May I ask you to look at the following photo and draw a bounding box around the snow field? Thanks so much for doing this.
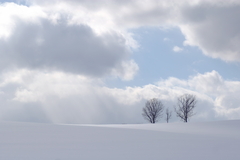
[0,120,239,160]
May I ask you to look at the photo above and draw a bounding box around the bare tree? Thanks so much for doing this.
[165,108,172,123]
[142,98,164,123]
[175,94,197,123]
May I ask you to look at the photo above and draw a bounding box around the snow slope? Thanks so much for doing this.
[0,120,239,160]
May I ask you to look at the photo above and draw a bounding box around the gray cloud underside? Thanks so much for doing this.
[0,18,131,77]
[180,2,240,61]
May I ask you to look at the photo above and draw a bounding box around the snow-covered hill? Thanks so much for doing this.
[0,120,239,160]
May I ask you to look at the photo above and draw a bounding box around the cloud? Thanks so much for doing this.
[179,1,240,62]
[158,70,240,119]
[0,69,239,124]
[0,69,144,124]
[173,46,183,52]
[111,60,139,81]
[0,2,138,80]
[0,1,240,124]
[2,0,240,75]
[163,37,170,41]
[26,0,240,62]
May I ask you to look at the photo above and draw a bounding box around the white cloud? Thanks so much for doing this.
[111,60,139,81]
[173,46,183,52]
[0,2,46,39]
[158,70,240,119]
[163,37,170,41]
[0,69,239,124]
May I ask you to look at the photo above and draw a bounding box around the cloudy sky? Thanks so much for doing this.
[0,0,240,124]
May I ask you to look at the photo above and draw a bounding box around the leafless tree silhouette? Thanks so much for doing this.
[142,98,164,123]
[165,108,172,123]
[175,94,197,123]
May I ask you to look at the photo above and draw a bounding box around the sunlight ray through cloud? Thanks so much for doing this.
[0,0,239,124]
